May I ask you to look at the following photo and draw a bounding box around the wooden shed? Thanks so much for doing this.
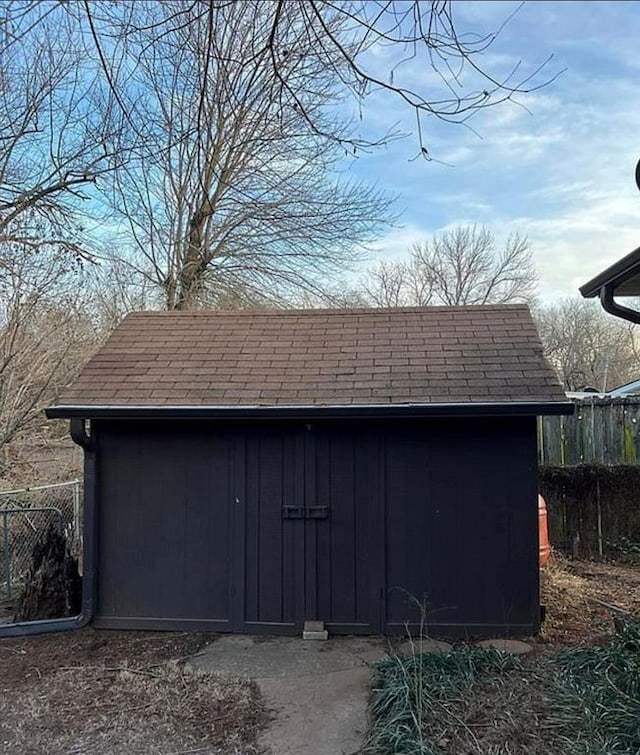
[47,305,570,637]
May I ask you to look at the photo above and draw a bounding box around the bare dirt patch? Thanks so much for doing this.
[0,629,267,755]
[538,553,640,647]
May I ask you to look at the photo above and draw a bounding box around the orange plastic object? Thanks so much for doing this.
[538,494,550,567]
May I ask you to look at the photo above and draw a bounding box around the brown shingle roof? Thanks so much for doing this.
[52,305,567,411]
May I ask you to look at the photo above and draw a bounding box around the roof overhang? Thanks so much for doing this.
[46,401,574,421]
[580,245,640,298]
[581,246,640,324]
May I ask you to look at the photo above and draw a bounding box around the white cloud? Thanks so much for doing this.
[365,223,432,262]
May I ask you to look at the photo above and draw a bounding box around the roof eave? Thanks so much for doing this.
[580,245,640,298]
[46,401,574,420]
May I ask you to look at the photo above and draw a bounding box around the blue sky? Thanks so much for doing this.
[345,0,640,302]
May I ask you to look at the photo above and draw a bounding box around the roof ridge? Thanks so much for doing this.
[127,304,530,318]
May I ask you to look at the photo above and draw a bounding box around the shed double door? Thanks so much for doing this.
[241,423,381,633]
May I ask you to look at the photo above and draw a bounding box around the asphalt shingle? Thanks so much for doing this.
[55,305,566,408]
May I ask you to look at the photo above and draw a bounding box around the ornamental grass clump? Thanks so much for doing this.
[365,647,523,755]
[551,622,640,754]
[366,624,640,755]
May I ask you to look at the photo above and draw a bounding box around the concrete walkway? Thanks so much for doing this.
[187,635,388,755]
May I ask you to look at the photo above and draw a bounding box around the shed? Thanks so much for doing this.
[47,305,570,637]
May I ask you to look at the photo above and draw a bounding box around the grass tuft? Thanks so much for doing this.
[551,623,640,754]
[365,647,523,755]
[367,624,640,755]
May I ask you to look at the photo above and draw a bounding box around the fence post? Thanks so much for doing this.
[2,510,10,600]
[596,476,603,559]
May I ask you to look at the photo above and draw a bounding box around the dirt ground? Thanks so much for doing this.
[0,630,266,755]
[1,557,638,755]
[538,554,640,648]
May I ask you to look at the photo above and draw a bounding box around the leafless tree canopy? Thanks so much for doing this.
[0,246,97,464]
[0,4,123,260]
[361,226,537,307]
[76,0,560,157]
[534,299,639,392]
[0,1,560,310]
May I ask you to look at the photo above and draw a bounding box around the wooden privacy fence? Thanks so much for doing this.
[538,397,640,465]
[539,465,640,560]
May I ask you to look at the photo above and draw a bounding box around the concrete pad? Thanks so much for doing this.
[476,638,532,655]
[188,635,388,755]
[396,638,452,656]
[259,665,371,755]
[188,635,387,677]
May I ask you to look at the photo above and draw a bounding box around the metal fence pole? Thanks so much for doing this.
[72,481,80,544]
[2,510,10,600]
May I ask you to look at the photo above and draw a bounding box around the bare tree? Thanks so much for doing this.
[97,1,392,309]
[0,1,559,311]
[361,226,536,307]
[295,280,372,309]
[0,244,97,467]
[535,298,638,392]
[361,260,413,308]
[411,226,536,305]
[0,4,123,261]
[88,258,157,335]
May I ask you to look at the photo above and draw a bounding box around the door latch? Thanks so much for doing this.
[282,506,329,520]
[307,506,329,520]
[282,506,305,519]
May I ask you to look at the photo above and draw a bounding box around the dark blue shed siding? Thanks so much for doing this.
[93,417,540,637]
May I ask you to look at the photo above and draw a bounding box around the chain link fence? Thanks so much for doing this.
[0,480,82,603]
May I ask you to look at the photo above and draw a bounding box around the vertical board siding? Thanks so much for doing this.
[255,433,284,623]
[354,433,378,625]
[97,423,234,626]
[384,430,429,627]
[313,426,375,629]
[383,418,538,633]
[244,428,300,626]
[303,425,318,622]
[325,431,356,622]
[183,432,232,619]
[243,434,260,623]
[95,417,540,636]
[313,429,333,623]
[539,398,640,465]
